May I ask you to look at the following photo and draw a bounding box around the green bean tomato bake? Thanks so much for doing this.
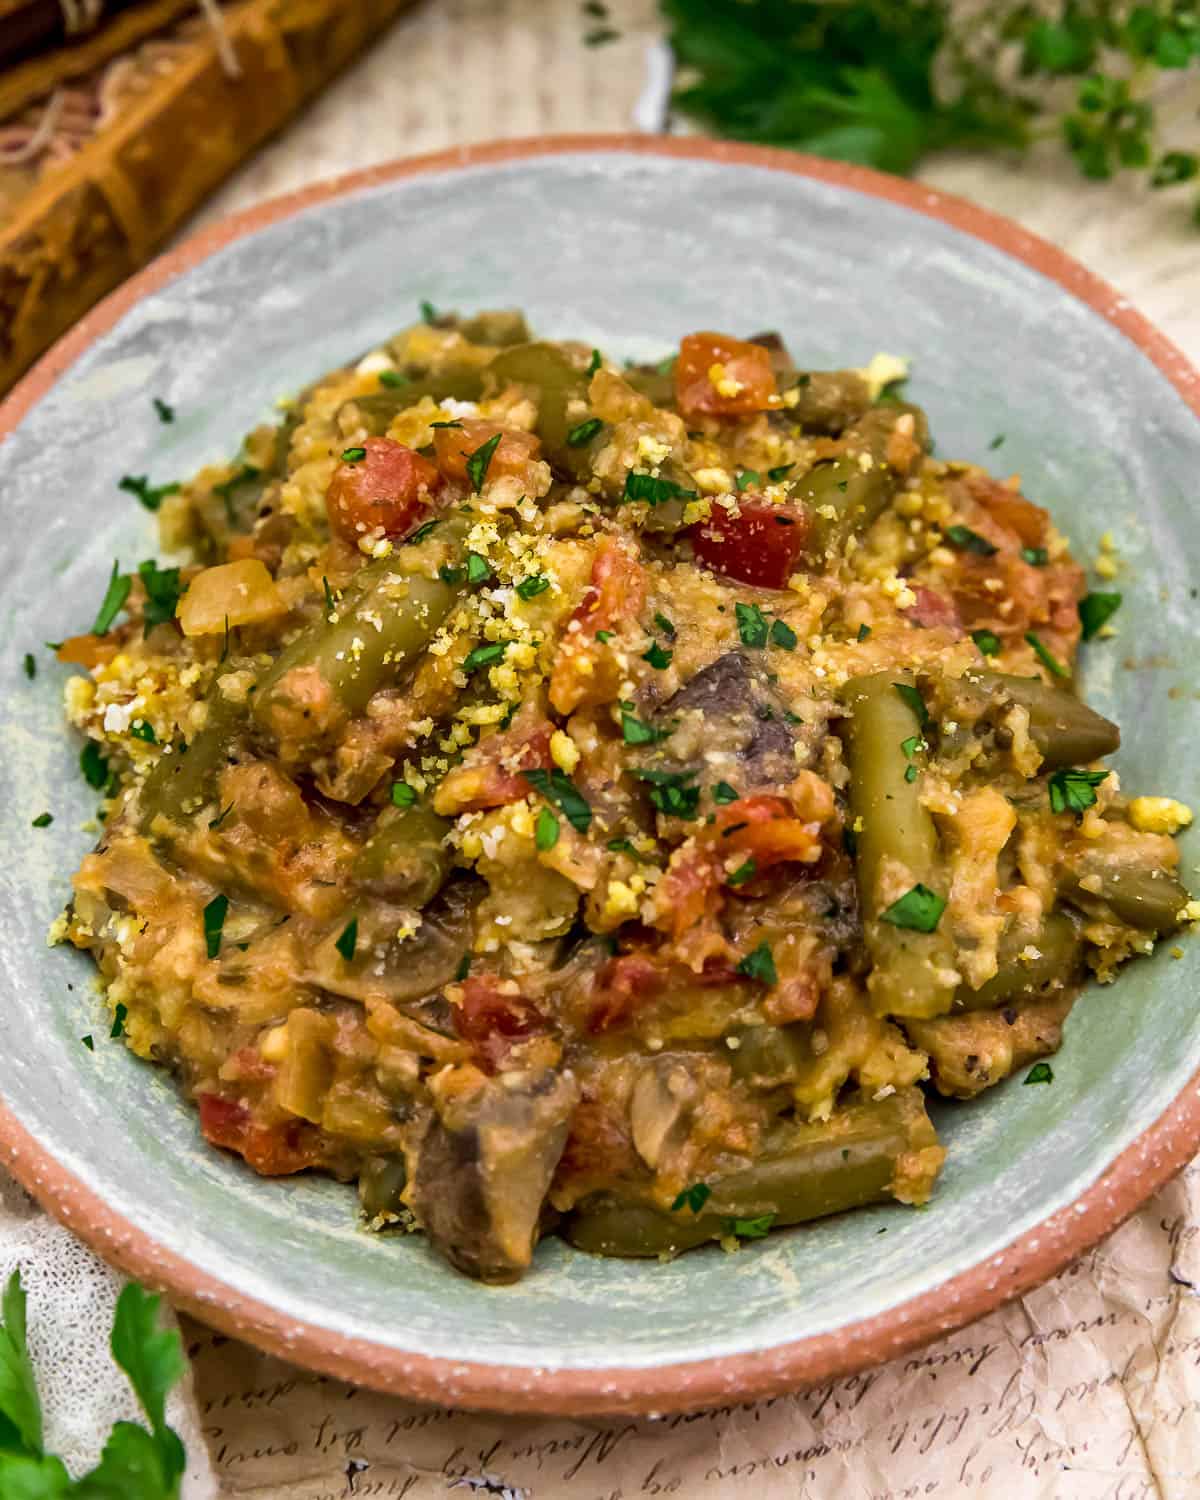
[55,312,1197,1282]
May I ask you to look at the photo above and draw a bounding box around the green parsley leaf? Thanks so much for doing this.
[523,768,592,835]
[466,431,503,492]
[586,348,602,376]
[944,524,997,556]
[989,434,1005,449]
[769,618,797,650]
[30,810,52,829]
[972,628,1001,656]
[670,1183,711,1215]
[137,560,182,635]
[636,769,700,819]
[535,806,560,852]
[92,561,131,636]
[622,471,698,506]
[1152,150,1199,188]
[735,470,761,491]
[1079,590,1122,641]
[1024,1061,1054,1085]
[905,764,919,783]
[454,953,471,981]
[406,519,439,544]
[80,741,109,790]
[203,895,228,960]
[439,564,466,585]
[736,602,769,648]
[621,710,669,746]
[419,299,439,324]
[1025,630,1069,678]
[767,463,794,482]
[462,641,509,674]
[655,354,677,376]
[391,782,417,808]
[880,883,945,932]
[736,940,777,985]
[335,917,358,962]
[208,803,235,831]
[118,474,181,512]
[595,629,613,643]
[341,446,366,462]
[727,1213,775,1240]
[607,838,638,856]
[22,653,35,681]
[856,623,871,642]
[152,397,175,423]
[892,681,930,728]
[1021,546,1049,566]
[727,858,757,887]
[900,734,922,759]
[642,641,673,670]
[110,1281,187,1470]
[585,25,620,46]
[323,576,336,620]
[378,369,409,388]
[81,1035,94,1051]
[1048,767,1108,816]
[429,419,463,429]
[129,720,156,745]
[110,1002,127,1039]
[0,1268,44,1457]
[567,417,604,447]
[515,574,550,600]
[466,552,493,585]
[712,781,739,804]
[653,610,676,639]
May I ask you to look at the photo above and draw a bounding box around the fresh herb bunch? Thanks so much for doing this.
[661,1,1200,218]
[0,1269,187,1497]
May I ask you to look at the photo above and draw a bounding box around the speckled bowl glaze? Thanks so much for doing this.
[0,138,1197,1416]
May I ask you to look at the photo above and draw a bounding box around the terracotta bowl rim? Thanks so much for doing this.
[2,133,1198,1417]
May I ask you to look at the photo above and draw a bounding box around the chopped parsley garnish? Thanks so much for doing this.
[80,741,109,789]
[1021,546,1049,566]
[736,940,777,985]
[892,681,930,728]
[466,552,493,585]
[523,768,593,835]
[736,602,769,648]
[323,575,336,620]
[671,1182,711,1215]
[1079,590,1122,641]
[81,1034,94,1051]
[943,524,997,556]
[642,641,673,669]
[22,653,35,680]
[655,353,677,376]
[972,628,1001,656]
[770,618,797,650]
[378,369,409,388]
[905,764,919,783]
[535,806,560,851]
[31,812,52,828]
[92,560,131,635]
[727,858,757,887]
[340,446,366,462]
[621,710,669,746]
[586,348,602,376]
[1048,767,1109,816]
[462,641,509,674]
[856,623,871,642]
[454,953,471,981]
[877,376,908,404]
[900,734,922,760]
[735,470,761,491]
[110,1002,128,1039]
[1025,630,1068,678]
[335,917,358,962]
[1024,1062,1054,1085]
[203,894,228,959]
[466,431,503,492]
[567,417,604,446]
[712,781,739,804]
[419,299,439,324]
[516,574,550,600]
[607,838,638,855]
[130,720,156,744]
[622,471,698,506]
[989,433,1005,449]
[138,560,182,635]
[406,518,440,544]
[636,768,700,819]
[880,883,945,932]
[653,610,676,639]
[429,419,463,429]
[391,781,417,808]
[118,474,181,512]
[767,463,794,482]
[152,397,175,423]
[585,26,621,46]
[595,629,613,643]
[209,803,235,831]
[727,1213,775,1240]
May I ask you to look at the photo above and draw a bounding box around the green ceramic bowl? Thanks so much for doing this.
[0,139,1196,1415]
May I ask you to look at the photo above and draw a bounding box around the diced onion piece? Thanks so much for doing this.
[178,559,286,636]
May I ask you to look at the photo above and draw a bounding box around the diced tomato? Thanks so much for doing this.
[971,476,1049,548]
[434,722,554,815]
[197,1093,318,1176]
[588,952,662,1032]
[549,540,647,715]
[433,419,541,485]
[690,500,808,589]
[713,795,824,867]
[675,331,779,420]
[453,975,548,1073]
[907,586,962,632]
[326,437,442,543]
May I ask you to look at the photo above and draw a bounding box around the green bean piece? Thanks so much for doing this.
[973,671,1119,769]
[1065,866,1189,934]
[342,371,488,435]
[352,803,454,908]
[564,1088,935,1257]
[797,404,929,558]
[139,692,248,831]
[842,672,957,1018]
[954,912,1082,1011]
[253,515,471,739]
[727,1021,811,1088]
[459,309,530,346]
[358,1155,409,1220]
[786,370,874,434]
[487,342,593,479]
